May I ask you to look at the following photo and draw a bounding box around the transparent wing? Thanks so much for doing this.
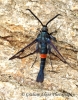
[9,39,37,60]
[49,40,71,66]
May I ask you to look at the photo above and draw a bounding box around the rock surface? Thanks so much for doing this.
[0,0,78,100]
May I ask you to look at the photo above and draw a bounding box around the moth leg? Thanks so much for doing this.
[49,52,54,71]
[48,44,55,71]
[48,45,53,70]
[31,43,39,68]
[49,30,57,35]
[49,30,57,42]
[47,45,61,73]
[50,35,57,42]
[31,56,37,68]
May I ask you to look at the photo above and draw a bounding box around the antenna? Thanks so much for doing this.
[26,9,44,26]
[46,14,61,26]
[26,9,61,27]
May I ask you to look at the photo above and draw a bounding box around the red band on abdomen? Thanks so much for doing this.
[40,54,47,58]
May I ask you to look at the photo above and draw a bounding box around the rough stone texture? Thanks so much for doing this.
[0,0,78,100]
